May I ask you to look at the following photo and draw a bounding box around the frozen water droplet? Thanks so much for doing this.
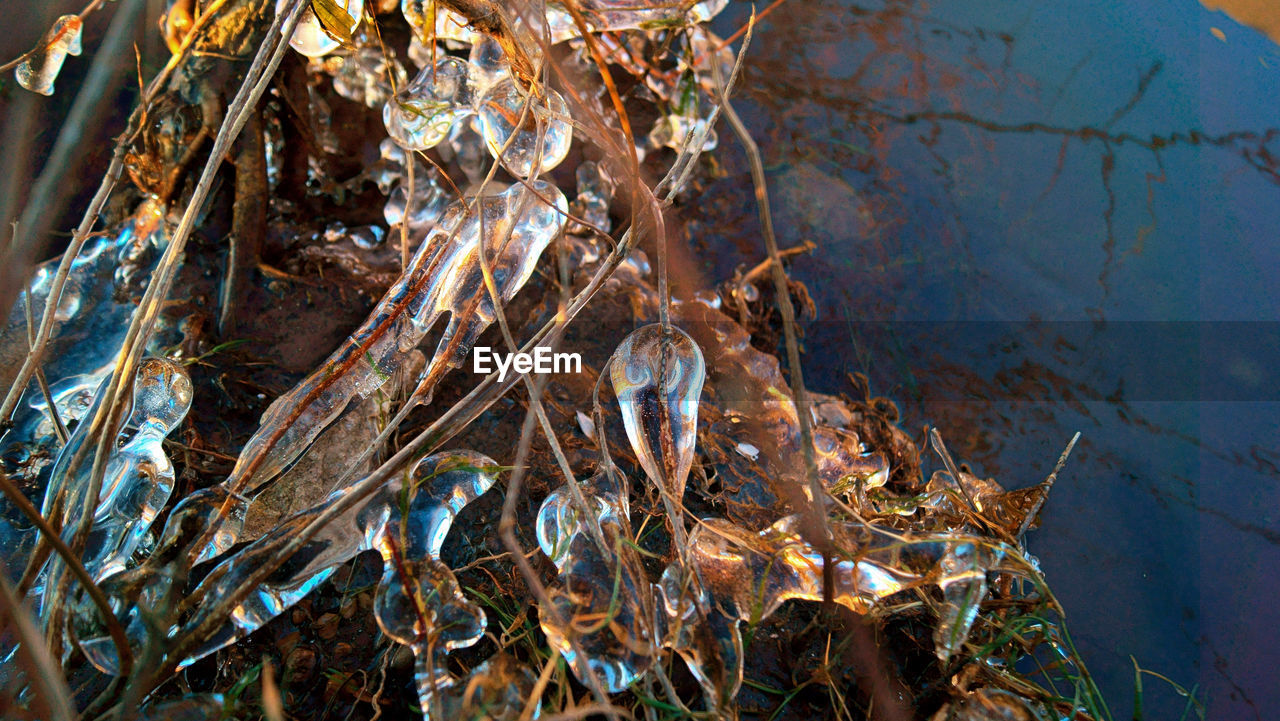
[648,114,718,152]
[467,35,508,95]
[610,324,705,504]
[535,469,625,570]
[374,557,484,648]
[537,468,653,692]
[477,78,573,176]
[276,0,364,58]
[383,56,476,151]
[350,225,385,249]
[569,161,614,234]
[15,15,82,96]
[441,120,489,185]
[933,541,1000,662]
[331,45,407,108]
[383,169,451,235]
[87,359,193,579]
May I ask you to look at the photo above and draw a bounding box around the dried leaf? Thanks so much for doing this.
[311,0,357,47]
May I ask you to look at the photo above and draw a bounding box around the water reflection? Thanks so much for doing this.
[703,0,1279,717]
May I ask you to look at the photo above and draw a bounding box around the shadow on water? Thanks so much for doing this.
[701,0,1280,718]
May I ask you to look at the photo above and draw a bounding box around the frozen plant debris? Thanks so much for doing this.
[277,0,365,58]
[15,14,82,96]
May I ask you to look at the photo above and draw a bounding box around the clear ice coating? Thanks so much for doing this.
[383,56,476,152]
[276,0,365,58]
[648,113,718,153]
[25,357,188,626]
[467,36,510,95]
[200,180,565,561]
[0,200,169,536]
[933,541,1003,663]
[73,485,249,674]
[610,324,706,512]
[79,451,498,675]
[684,516,921,623]
[533,476,997,709]
[330,45,408,108]
[477,78,573,177]
[569,0,728,34]
[371,138,454,235]
[83,359,193,580]
[673,297,891,524]
[537,467,657,692]
[402,2,480,47]
[660,517,1000,711]
[15,14,82,96]
[374,558,485,715]
[569,161,615,235]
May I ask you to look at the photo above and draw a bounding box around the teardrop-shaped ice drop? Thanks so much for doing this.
[477,78,573,177]
[276,0,364,58]
[535,467,627,570]
[610,324,705,503]
[383,56,476,151]
[15,15,82,96]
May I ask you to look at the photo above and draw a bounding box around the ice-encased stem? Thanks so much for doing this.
[78,451,498,676]
[610,324,705,550]
[198,181,566,563]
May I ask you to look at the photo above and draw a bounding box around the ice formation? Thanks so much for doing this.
[611,324,706,522]
[276,0,365,58]
[15,14,82,96]
[77,452,499,677]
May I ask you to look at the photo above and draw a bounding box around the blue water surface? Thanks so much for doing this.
[702,1,1280,717]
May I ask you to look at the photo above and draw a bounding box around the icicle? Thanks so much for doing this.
[610,324,705,510]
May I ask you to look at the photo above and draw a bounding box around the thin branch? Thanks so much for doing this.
[0,572,75,721]
[0,469,133,678]
[1017,432,1080,541]
[709,17,835,609]
[23,284,68,445]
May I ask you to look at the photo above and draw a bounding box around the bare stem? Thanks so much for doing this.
[709,19,834,606]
